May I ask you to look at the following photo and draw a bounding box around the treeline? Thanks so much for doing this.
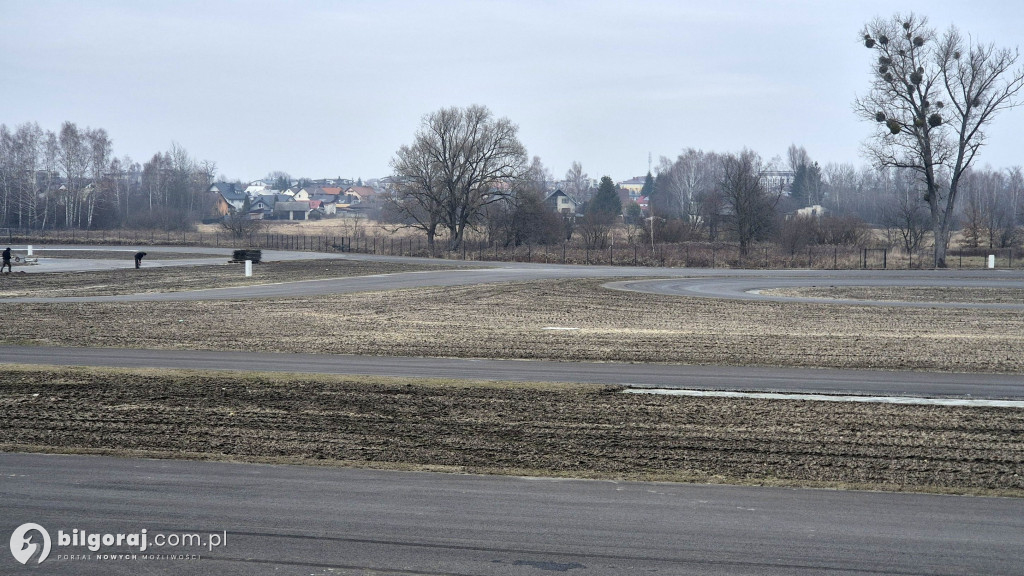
[651,146,1024,252]
[0,121,217,231]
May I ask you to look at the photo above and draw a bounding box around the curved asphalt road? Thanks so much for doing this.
[2,453,1022,576]
[5,244,1023,308]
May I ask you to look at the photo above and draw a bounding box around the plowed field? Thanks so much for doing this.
[2,366,1022,495]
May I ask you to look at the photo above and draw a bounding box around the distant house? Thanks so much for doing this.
[793,204,827,219]
[249,195,280,219]
[617,176,650,209]
[544,190,579,215]
[761,170,796,196]
[617,176,645,195]
[297,186,326,202]
[310,193,338,215]
[275,200,311,220]
[344,186,378,204]
[243,181,268,194]
[209,182,247,217]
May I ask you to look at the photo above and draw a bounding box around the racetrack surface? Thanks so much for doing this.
[3,248,1022,307]
[2,453,1021,576]
[3,345,1024,399]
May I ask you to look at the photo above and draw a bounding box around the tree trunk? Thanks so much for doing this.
[932,213,951,268]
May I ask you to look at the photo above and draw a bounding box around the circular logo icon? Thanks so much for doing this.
[9,523,51,565]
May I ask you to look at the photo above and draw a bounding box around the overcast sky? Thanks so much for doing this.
[3,0,1022,183]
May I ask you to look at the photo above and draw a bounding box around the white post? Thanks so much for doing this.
[988,255,996,269]
[245,260,253,277]
[27,245,33,256]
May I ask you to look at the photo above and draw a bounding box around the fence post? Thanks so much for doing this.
[883,249,887,269]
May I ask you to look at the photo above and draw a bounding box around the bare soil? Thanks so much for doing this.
[0,258,439,298]
[3,278,1023,373]
[767,286,1024,304]
[2,366,1021,495]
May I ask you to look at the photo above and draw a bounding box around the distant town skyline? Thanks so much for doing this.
[3,0,1022,182]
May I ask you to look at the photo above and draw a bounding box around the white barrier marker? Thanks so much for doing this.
[245,260,252,277]
[27,245,33,256]
[988,254,995,269]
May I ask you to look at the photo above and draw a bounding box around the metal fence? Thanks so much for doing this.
[2,228,1018,269]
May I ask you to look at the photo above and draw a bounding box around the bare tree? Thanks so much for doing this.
[855,13,1024,267]
[1008,166,1024,245]
[882,185,931,259]
[821,162,858,214]
[484,157,561,247]
[387,136,445,247]
[220,207,264,239]
[786,144,810,174]
[390,105,529,251]
[84,128,111,228]
[0,123,45,229]
[719,149,779,256]
[563,161,592,204]
[57,122,90,228]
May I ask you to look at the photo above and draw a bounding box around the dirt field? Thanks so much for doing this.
[3,277,1023,373]
[0,258,439,298]
[767,286,1024,304]
[2,365,1021,495]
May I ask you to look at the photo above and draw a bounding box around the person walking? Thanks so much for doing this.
[1,247,11,273]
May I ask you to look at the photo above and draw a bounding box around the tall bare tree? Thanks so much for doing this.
[387,135,446,247]
[855,13,1024,267]
[719,149,778,256]
[84,128,111,228]
[390,105,529,250]
[563,161,591,205]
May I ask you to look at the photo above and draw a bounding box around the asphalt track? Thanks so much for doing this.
[4,244,1023,310]
[2,453,1022,576]
[4,345,1024,399]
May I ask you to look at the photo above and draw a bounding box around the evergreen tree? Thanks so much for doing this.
[590,176,622,217]
[640,171,656,206]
